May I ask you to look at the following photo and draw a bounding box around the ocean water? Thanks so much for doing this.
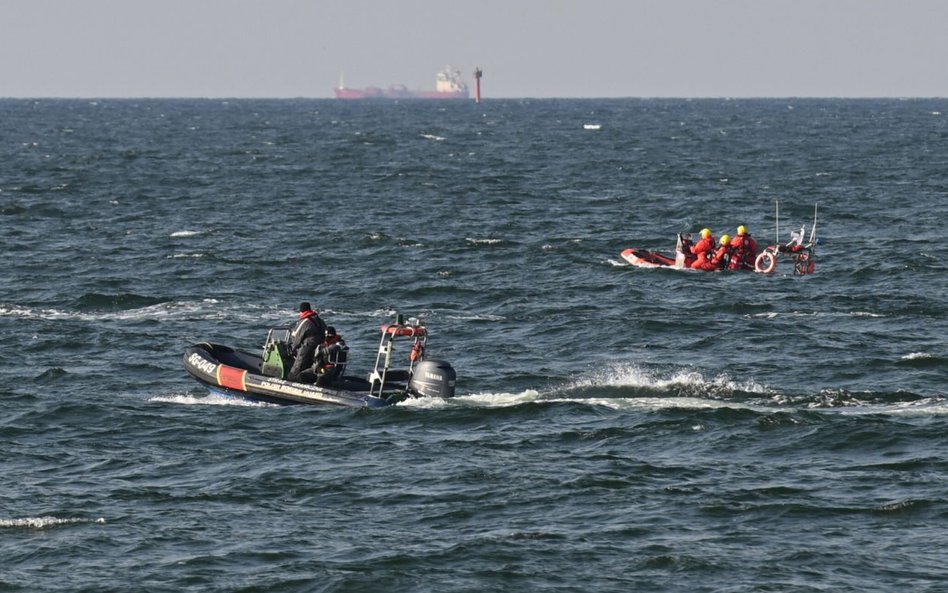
[1,97,946,592]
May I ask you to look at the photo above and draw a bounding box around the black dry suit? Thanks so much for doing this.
[286,311,327,381]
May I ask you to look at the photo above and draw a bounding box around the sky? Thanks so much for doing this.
[2,0,948,98]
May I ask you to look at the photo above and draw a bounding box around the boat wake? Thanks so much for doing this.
[425,362,948,416]
[568,362,771,397]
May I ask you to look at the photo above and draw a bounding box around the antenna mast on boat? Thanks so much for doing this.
[809,203,818,243]
[774,200,780,245]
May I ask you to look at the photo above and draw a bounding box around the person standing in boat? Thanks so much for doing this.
[286,301,327,382]
[689,228,718,271]
[729,225,758,270]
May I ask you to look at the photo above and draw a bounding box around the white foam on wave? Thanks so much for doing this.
[750,310,885,320]
[571,361,771,395]
[0,304,34,318]
[426,390,781,415]
[545,395,776,414]
[831,397,948,417]
[170,230,202,237]
[465,237,504,245]
[421,133,446,141]
[445,311,506,322]
[901,352,932,360]
[398,390,542,409]
[0,298,224,323]
[0,516,106,529]
[149,392,276,407]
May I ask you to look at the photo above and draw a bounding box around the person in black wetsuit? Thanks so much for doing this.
[314,326,348,386]
[286,301,327,382]
[297,326,349,386]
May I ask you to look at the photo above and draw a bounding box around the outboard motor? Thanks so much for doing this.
[408,359,456,398]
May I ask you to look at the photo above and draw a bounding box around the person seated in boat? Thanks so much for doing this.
[711,234,733,270]
[728,225,758,270]
[295,326,349,385]
[689,228,717,271]
[314,326,349,386]
[286,301,327,382]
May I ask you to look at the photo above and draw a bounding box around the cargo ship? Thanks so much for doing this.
[334,66,469,100]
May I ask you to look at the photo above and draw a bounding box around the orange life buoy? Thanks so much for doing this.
[382,324,427,338]
[755,250,777,274]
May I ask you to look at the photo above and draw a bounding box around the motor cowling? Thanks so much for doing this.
[408,359,456,398]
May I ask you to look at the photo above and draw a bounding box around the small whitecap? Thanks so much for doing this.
[0,516,106,529]
[445,311,505,322]
[0,305,34,318]
[170,230,202,238]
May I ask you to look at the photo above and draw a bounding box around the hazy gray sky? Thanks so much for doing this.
[3,0,947,98]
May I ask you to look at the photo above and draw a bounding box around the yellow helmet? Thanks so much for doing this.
[737,225,747,236]
[720,234,731,245]
[700,228,712,239]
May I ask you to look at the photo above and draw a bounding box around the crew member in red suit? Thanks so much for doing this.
[711,234,733,270]
[729,225,758,270]
[689,228,717,271]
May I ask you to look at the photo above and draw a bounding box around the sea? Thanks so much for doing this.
[1,97,946,592]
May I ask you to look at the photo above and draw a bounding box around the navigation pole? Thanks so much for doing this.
[474,67,483,103]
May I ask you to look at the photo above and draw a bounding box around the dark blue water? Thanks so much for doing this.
[1,98,946,592]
